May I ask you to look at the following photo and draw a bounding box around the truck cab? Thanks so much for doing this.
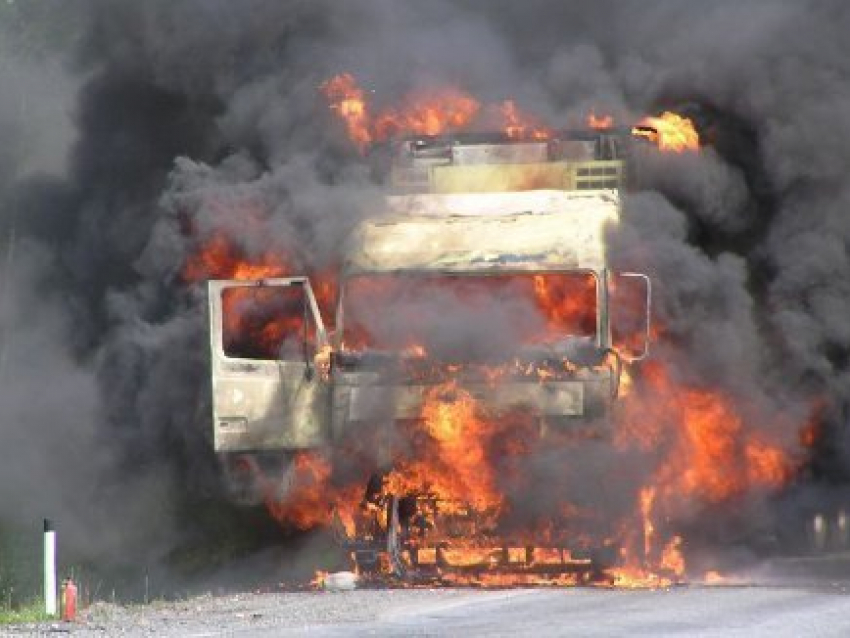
[208,132,651,508]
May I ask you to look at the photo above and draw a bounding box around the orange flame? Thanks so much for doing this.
[183,227,340,359]
[374,88,480,139]
[320,73,641,151]
[385,382,505,514]
[532,273,598,336]
[633,111,699,152]
[320,73,371,151]
[630,363,794,501]
[182,232,289,283]
[499,100,550,140]
[321,73,481,147]
[611,360,801,581]
[587,112,614,130]
[264,452,363,533]
[265,452,334,530]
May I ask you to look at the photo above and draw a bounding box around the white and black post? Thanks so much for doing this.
[43,519,57,616]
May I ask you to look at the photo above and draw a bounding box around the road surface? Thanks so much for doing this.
[7,558,850,637]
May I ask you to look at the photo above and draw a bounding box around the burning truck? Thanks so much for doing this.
[206,126,666,584]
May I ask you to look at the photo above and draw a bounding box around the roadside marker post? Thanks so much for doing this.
[43,519,57,616]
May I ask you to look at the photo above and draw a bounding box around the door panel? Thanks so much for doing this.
[208,278,330,452]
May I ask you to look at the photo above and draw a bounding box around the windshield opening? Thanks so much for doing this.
[341,271,597,362]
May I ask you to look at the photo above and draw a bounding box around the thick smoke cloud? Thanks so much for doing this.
[2,0,850,585]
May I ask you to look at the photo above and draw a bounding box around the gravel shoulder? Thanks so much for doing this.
[1,588,507,637]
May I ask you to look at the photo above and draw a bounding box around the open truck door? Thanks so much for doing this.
[208,277,331,453]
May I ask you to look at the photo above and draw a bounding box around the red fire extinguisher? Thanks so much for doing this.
[61,579,77,622]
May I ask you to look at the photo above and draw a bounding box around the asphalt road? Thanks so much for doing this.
[8,559,850,637]
[335,586,850,637]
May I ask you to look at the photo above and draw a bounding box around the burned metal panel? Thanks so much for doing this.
[450,142,549,165]
[213,362,329,451]
[549,139,597,161]
[208,278,331,452]
[390,165,433,194]
[388,156,623,194]
[384,189,619,218]
[345,190,619,274]
[432,163,569,194]
[343,381,586,423]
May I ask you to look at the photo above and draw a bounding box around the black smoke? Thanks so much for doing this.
[2,0,850,587]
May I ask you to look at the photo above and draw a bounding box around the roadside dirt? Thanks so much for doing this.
[1,588,486,637]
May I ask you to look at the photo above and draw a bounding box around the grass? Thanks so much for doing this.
[1,522,47,624]
[0,600,51,625]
